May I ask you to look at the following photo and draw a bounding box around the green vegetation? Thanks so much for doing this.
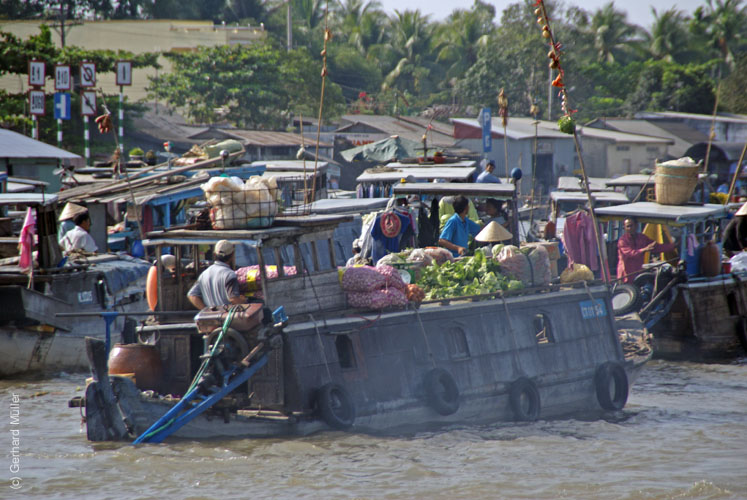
[1,0,746,136]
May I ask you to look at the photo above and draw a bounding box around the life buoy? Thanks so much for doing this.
[594,362,629,411]
[317,383,355,429]
[509,377,541,421]
[146,266,158,311]
[424,368,460,416]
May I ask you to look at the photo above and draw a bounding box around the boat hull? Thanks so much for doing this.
[0,258,150,377]
[647,275,747,361]
[80,284,651,441]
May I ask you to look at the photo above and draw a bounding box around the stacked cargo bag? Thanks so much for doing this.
[341,265,408,310]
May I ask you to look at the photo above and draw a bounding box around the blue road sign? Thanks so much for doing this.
[54,92,71,120]
[481,107,492,153]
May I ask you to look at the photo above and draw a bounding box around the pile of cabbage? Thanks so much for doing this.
[416,250,523,300]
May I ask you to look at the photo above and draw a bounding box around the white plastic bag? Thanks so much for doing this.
[729,252,747,272]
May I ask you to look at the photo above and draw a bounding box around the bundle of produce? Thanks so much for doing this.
[416,251,522,300]
[347,288,408,309]
[202,175,279,229]
[495,245,551,287]
[405,284,426,302]
[559,263,594,283]
[236,265,297,292]
[342,265,411,310]
[423,247,454,265]
[406,248,433,267]
[376,253,408,267]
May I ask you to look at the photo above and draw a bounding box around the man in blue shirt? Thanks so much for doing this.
[476,160,502,183]
[438,195,481,257]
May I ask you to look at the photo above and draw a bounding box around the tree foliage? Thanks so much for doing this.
[148,43,345,128]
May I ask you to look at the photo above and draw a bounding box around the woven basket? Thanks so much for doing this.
[654,161,700,205]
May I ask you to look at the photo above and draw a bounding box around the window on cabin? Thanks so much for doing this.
[335,335,356,369]
[446,327,470,359]
[616,145,630,151]
[534,313,555,344]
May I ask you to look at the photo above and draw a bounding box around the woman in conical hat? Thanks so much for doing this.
[475,221,513,243]
[723,201,747,255]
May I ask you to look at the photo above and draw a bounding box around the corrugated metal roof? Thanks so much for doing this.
[451,117,570,140]
[337,115,456,148]
[635,111,747,124]
[224,130,331,148]
[0,128,82,162]
[595,202,728,222]
[585,119,705,157]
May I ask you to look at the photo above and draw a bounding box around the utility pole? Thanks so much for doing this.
[49,5,82,48]
[286,0,292,51]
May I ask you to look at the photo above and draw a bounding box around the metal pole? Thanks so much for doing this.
[57,118,62,148]
[84,115,90,166]
[32,116,37,140]
[119,86,124,155]
[548,66,552,121]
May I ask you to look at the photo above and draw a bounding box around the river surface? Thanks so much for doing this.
[2,359,745,500]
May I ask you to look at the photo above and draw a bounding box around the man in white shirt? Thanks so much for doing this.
[60,211,98,254]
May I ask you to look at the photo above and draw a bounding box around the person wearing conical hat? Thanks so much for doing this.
[58,202,87,245]
[723,202,747,256]
[60,209,98,254]
[475,221,513,244]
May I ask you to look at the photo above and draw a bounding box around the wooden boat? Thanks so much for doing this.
[0,193,150,377]
[596,201,747,361]
[76,207,650,442]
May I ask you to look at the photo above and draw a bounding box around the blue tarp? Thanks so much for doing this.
[94,255,151,294]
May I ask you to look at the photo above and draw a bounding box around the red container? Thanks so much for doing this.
[723,262,732,274]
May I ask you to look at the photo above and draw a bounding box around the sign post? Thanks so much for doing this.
[55,65,71,148]
[29,90,45,140]
[481,107,492,154]
[54,93,71,148]
[81,91,96,166]
[116,61,132,155]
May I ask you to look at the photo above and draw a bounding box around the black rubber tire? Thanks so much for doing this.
[424,368,460,416]
[611,283,641,316]
[317,383,356,429]
[509,377,541,421]
[594,362,629,411]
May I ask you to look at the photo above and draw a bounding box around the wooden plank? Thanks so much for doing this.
[273,247,284,277]
[327,237,336,269]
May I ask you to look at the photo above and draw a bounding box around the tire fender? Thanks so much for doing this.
[509,377,541,421]
[424,368,460,416]
[594,361,629,411]
[611,283,641,316]
[317,383,356,429]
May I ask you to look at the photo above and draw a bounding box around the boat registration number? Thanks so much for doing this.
[78,291,94,304]
[579,299,606,320]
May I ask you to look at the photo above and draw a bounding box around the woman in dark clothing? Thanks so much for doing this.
[722,203,747,255]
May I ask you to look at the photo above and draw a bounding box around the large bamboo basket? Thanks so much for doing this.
[654,158,701,205]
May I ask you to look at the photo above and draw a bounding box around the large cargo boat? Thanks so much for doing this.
[78,208,649,442]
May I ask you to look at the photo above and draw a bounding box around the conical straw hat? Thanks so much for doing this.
[736,201,747,216]
[58,202,87,221]
[475,221,513,242]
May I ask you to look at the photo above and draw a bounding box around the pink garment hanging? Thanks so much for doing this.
[562,211,599,271]
[18,207,36,270]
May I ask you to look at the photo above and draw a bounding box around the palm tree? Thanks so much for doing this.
[433,1,494,80]
[380,9,434,96]
[589,2,644,64]
[646,7,693,63]
[691,0,747,69]
[333,0,386,55]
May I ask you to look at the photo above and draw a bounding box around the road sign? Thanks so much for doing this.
[80,62,96,87]
[28,60,45,87]
[481,107,492,153]
[55,65,71,90]
[54,93,71,120]
[81,91,96,116]
[116,61,132,86]
[29,90,45,115]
